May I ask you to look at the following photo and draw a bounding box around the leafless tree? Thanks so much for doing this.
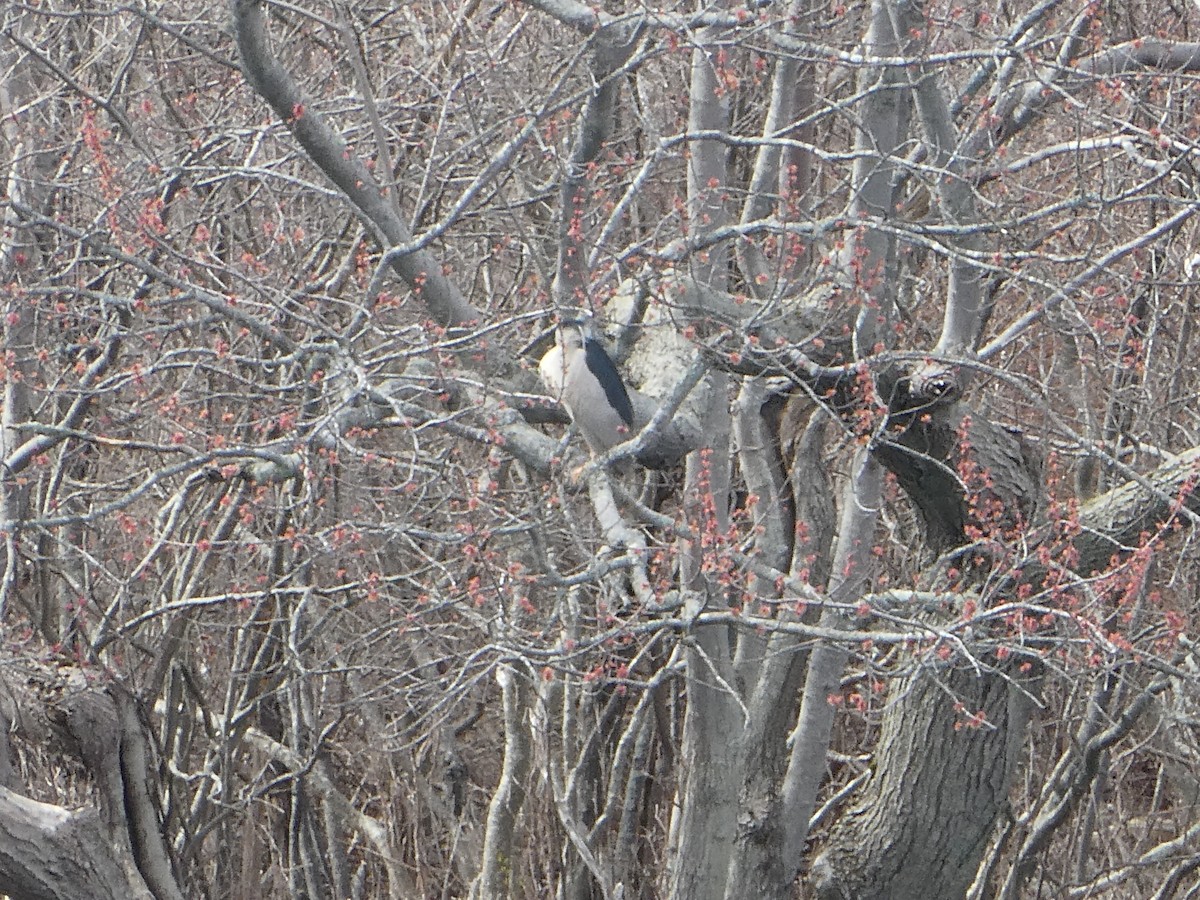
[3,1,1200,898]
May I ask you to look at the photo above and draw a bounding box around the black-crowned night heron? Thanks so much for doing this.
[539,320,636,457]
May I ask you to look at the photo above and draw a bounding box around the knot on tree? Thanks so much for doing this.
[897,362,961,408]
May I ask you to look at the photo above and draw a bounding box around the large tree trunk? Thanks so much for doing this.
[0,790,154,900]
[804,391,1039,897]
[0,668,183,900]
[810,394,1200,896]
[810,663,1035,900]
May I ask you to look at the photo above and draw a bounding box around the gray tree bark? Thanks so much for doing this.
[810,664,1035,900]
[0,667,183,900]
[810,405,1200,897]
[775,0,915,890]
[219,3,1200,899]
[471,665,533,900]
[665,8,742,898]
[0,789,154,900]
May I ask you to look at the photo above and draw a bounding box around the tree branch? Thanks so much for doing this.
[230,0,481,330]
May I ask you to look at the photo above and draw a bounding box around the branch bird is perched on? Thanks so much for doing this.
[539,319,636,459]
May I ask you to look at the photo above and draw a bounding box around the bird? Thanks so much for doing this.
[539,319,637,458]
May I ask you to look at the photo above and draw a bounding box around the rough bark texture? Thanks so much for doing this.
[0,677,17,790]
[805,384,1040,898]
[10,2,1200,898]
[0,789,153,900]
[874,398,1040,556]
[1072,445,1200,572]
[809,662,1035,900]
[0,663,179,900]
[810,389,1198,897]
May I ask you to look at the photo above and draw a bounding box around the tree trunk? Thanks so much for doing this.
[813,392,1198,896]
[723,402,834,900]
[666,375,740,900]
[810,662,1035,900]
[472,665,533,900]
[799,380,1040,896]
[0,790,154,900]
[0,670,182,900]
